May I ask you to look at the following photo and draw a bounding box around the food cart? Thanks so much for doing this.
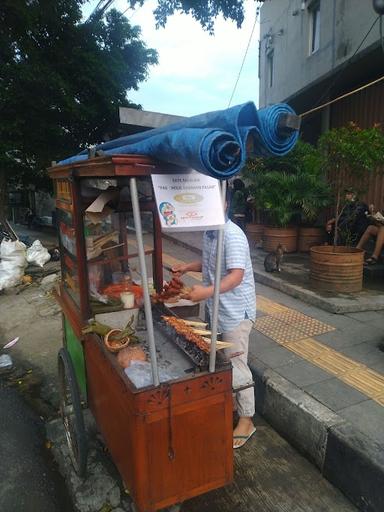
[49,155,234,512]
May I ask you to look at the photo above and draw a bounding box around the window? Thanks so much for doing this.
[267,51,274,87]
[309,1,320,54]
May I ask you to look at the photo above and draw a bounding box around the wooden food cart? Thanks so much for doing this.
[49,155,234,512]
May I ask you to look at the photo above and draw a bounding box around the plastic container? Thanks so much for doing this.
[121,291,135,309]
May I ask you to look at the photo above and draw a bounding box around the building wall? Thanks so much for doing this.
[259,0,379,107]
[330,80,384,210]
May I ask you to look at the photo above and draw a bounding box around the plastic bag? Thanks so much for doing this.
[0,354,13,372]
[124,361,181,388]
[0,240,27,290]
[26,240,51,267]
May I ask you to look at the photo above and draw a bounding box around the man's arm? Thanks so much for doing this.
[172,261,202,274]
[186,268,244,302]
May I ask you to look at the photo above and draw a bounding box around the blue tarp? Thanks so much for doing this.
[59,102,299,179]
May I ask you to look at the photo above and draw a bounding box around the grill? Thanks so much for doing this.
[152,305,229,369]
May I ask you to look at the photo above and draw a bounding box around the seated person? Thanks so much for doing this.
[325,188,369,245]
[357,223,384,265]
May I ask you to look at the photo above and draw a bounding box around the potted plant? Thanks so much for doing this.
[243,141,330,253]
[294,143,331,251]
[310,123,384,293]
[241,161,265,246]
[243,157,299,252]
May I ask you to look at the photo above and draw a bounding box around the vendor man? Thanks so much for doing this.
[173,192,256,449]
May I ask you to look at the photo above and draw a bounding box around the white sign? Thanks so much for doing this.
[151,170,225,232]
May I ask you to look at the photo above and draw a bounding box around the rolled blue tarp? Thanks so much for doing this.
[59,102,299,179]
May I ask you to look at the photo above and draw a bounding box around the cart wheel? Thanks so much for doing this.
[58,347,88,477]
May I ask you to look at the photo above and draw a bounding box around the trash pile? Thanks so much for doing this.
[0,337,19,374]
[0,235,59,292]
[0,240,28,291]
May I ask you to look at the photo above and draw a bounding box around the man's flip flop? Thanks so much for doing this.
[233,427,256,449]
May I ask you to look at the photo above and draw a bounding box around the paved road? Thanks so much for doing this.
[0,380,73,512]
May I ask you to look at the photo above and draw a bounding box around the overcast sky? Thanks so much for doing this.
[84,0,260,117]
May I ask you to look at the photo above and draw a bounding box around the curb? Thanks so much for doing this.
[249,356,384,512]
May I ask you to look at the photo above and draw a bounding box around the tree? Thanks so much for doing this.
[0,0,158,219]
[149,0,255,33]
[318,123,384,246]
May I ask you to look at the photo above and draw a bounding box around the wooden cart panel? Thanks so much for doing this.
[84,335,233,512]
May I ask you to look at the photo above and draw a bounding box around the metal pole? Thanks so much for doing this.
[129,177,160,386]
[209,180,227,373]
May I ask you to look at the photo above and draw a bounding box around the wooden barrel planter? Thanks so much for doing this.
[246,223,264,245]
[263,226,298,253]
[310,246,364,293]
[298,227,325,252]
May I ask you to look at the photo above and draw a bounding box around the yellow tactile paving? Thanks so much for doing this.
[313,351,363,375]
[254,296,384,407]
[254,316,309,344]
[272,310,335,337]
[341,369,384,398]
[285,338,331,359]
[254,311,335,344]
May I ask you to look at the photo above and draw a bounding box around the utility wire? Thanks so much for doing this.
[227,9,259,107]
[300,74,384,117]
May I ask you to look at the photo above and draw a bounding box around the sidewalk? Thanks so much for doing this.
[164,231,384,512]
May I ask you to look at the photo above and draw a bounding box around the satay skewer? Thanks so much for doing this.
[183,320,209,328]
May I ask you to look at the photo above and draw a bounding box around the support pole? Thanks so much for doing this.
[130,177,160,386]
[209,180,226,373]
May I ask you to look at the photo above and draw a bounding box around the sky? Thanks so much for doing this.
[84,0,260,117]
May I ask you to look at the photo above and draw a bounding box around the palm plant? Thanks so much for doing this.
[243,140,331,227]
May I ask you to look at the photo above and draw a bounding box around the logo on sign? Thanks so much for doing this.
[174,193,203,204]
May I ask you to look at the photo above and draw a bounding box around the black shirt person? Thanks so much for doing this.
[325,188,369,245]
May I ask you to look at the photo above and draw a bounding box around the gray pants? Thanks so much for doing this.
[223,319,255,417]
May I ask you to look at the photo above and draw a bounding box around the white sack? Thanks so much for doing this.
[26,240,51,267]
[0,240,27,290]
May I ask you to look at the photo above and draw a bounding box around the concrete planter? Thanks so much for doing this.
[246,223,264,246]
[298,227,325,252]
[310,245,364,293]
[263,226,298,253]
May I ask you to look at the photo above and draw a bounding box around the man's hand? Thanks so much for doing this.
[185,284,213,302]
[171,263,189,276]
[171,260,202,275]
